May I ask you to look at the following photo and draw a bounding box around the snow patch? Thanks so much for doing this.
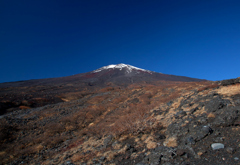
[93,63,152,74]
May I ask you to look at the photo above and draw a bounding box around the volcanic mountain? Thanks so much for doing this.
[1,63,240,165]
[72,63,204,86]
[0,63,205,115]
[0,64,204,88]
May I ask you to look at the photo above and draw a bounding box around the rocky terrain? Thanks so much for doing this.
[0,65,239,165]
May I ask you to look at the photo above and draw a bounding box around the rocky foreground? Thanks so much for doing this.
[1,78,240,165]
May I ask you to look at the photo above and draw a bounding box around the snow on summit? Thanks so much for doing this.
[93,64,152,74]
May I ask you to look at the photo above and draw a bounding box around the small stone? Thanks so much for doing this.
[99,156,106,161]
[226,147,235,154]
[65,160,74,165]
[148,152,161,165]
[103,134,113,146]
[211,143,224,150]
[175,110,187,119]
[126,143,132,150]
[176,149,186,156]
[167,101,173,106]
[202,126,213,134]
[197,151,204,156]
[183,153,190,159]
[155,134,166,140]
[213,137,224,142]
[186,136,195,145]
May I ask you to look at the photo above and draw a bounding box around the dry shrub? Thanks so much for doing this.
[207,112,216,118]
[71,153,83,162]
[163,136,178,147]
[61,139,84,152]
[88,105,106,118]
[60,105,108,132]
[59,91,94,102]
[61,109,87,123]
[0,119,18,143]
[109,104,153,136]
[32,136,44,145]
[87,95,110,104]
[19,105,31,109]
[18,146,38,156]
[44,123,65,136]
[159,91,181,104]
[42,135,66,149]
[217,83,240,96]
[106,104,118,111]
[34,144,44,153]
[61,105,109,136]
[38,110,58,119]
[99,87,115,92]
[140,93,152,105]
[84,90,165,137]
[60,93,82,101]
[60,115,72,124]
[112,95,128,104]
[145,136,157,149]
[197,84,219,92]
[71,151,96,163]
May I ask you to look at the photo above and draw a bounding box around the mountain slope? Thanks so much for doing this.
[0,63,204,88]
[1,78,240,165]
[0,64,205,115]
[63,63,204,86]
[0,62,239,164]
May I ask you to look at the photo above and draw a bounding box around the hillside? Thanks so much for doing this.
[0,64,204,116]
[1,65,240,165]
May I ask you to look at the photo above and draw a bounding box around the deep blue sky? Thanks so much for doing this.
[1,0,240,83]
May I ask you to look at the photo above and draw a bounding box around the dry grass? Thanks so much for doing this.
[207,112,216,118]
[19,105,31,109]
[163,136,178,147]
[145,136,157,149]
[197,84,219,92]
[71,153,83,162]
[217,83,240,96]
[0,80,211,164]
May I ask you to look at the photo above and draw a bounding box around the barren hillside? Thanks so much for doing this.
[1,77,240,164]
[1,64,240,165]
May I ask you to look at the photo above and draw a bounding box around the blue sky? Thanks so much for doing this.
[1,0,240,83]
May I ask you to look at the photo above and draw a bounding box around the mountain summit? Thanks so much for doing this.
[67,63,204,86]
[93,64,152,74]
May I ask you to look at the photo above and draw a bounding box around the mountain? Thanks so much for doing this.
[60,63,204,86]
[1,75,240,164]
[0,63,204,88]
[1,63,240,164]
[0,63,205,115]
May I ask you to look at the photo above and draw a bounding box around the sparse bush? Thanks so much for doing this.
[159,91,181,104]
[99,87,115,92]
[197,84,219,92]
[0,80,214,164]
[44,123,65,136]
[42,135,66,149]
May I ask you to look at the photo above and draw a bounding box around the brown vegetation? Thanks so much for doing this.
[0,80,214,164]
[197,83,219,92]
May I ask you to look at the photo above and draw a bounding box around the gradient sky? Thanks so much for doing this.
[1,0,240,83]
